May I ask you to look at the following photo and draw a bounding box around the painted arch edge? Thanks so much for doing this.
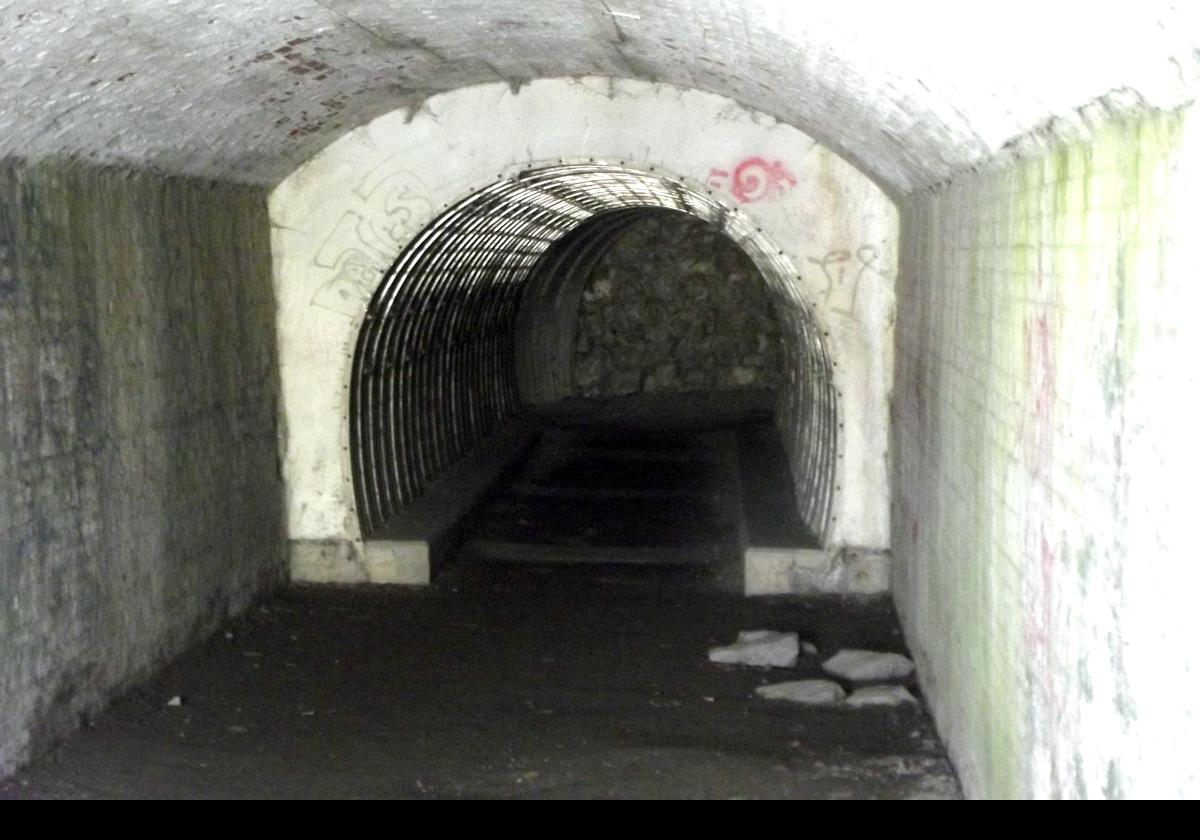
[268,75,897,559]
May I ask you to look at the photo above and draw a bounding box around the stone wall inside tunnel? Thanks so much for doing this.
[269,77,898,582]
[0,160,286,776]
[893,105,1200,799]
[570,212,785,398]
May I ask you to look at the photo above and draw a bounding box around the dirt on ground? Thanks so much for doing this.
[2,565,960,799]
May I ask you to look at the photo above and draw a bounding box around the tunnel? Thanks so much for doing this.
[2,2,1200,799]
[271,80,895,589]
[350,163,836,548]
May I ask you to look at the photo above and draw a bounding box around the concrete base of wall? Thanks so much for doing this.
[290,539,431,584]
[292,521,892,597]
[292,543,893,596]
[744,547,891,596]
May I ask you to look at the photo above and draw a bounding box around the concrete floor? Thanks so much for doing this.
[2,566,959,799]
[3,401,959,799]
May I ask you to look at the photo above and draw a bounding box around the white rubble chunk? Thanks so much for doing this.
[708,630,799,668]
[802,641,818,656]
[846,685,919,707]
[755,680,846,704]
[822,649,915,681]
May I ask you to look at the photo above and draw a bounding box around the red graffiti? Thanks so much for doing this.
[1018,519,1066,724]
[707,157,797,203]
[1040,532,1055,629]
[1040,531,1064,714]
[1021,311,1057,477]
[1021,528,1054,653]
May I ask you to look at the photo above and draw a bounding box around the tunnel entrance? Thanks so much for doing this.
[350,164,838,569]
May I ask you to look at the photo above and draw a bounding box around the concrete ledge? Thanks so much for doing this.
[372,421,538,570]
[289,539,430,584]
[363,541,431,584]
[745,546,890,596]
[291,421,538,585]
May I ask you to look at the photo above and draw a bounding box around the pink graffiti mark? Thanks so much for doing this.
[707,157,797,203]
[1035,530,1064,716]
[731,157,797,203]
[1021,528,1052,650]
[1021,311,1057,478]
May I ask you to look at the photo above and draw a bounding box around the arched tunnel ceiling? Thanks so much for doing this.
[2,1,1198,194]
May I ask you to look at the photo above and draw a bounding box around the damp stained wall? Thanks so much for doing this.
[893,106,1200,799]
[571,213,784,397]
[0,161,286,776]
[269,77,898,580]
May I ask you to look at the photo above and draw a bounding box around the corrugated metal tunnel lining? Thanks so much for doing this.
[352,164,839,542]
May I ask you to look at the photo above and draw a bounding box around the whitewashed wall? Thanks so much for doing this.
[269,77,897,581]
[894,106,1200,799]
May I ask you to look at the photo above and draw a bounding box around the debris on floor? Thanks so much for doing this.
[845,685,919,708]
[708,630,799,667]
[755,680,846,704]
[822,649,915,682]
[4,568,960,799]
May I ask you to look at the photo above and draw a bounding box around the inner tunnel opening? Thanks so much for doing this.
[351,164,838,577]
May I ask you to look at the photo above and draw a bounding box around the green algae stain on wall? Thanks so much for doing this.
[898,106,1191,799]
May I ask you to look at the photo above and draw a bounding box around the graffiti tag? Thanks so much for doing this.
[806,244,888,319]
[707,156,797,204]
[310,164,434,317]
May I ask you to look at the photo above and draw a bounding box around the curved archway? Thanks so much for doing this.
[352,163,838,543]
[272,78,897,578]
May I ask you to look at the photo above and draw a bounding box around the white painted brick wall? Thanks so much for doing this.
[894,107,1200,798]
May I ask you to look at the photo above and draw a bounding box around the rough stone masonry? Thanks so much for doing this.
[572,213,784,398]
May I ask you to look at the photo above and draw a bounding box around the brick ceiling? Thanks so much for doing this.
[1,1,1197,192]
